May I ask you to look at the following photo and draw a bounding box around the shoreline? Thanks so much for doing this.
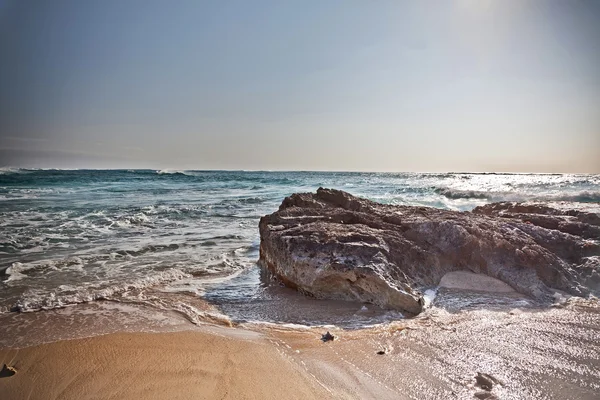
[1,294,599,399]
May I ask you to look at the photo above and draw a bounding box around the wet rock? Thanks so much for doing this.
[0,364,17,378]
[321,331,335,342]
[259,188,600,314]
[472,202,600,240]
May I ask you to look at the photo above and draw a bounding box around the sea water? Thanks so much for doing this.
[0,169,598,342]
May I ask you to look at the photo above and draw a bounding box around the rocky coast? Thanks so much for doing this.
[259,188,600,314]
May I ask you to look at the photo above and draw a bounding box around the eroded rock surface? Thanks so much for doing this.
[258,188,600,314]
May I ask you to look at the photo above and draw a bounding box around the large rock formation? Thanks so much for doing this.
[258,188,600,315]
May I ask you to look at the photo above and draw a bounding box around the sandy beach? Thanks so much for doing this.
[0,328,330,400]
[2,291,599,400]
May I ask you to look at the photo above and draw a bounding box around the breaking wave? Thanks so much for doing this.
[156,169,191,176]
[435,188,492,200]
[559,191,600,203]
[435,187,600,203]
[8,269,191,313]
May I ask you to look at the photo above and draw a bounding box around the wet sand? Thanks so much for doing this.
[2,300,599,399]
[259,296,600,400]
[439,270,517,293]
[0,328,330,400]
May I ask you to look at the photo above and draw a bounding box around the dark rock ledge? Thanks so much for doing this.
[258,188,600,315]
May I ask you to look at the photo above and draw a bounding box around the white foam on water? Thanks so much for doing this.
[10,268,192,313]
[422,288,438,308]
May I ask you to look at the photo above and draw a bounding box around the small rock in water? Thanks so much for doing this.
[321,331,335,342]
[0,364,17,378]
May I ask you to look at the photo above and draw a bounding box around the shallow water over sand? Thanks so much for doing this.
[264,297,600,400]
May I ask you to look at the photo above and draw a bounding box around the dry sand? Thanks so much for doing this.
[0,328,330,400]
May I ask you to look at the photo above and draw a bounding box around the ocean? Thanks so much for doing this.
[1,169,599,345]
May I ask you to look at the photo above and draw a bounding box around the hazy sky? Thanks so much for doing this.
[1,0,599,172]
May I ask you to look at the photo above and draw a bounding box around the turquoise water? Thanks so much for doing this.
[0,169,598,325]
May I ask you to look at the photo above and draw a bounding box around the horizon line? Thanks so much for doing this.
[1,166,597,175]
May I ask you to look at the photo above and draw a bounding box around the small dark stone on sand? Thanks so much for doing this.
[475,372,501,391]
[0,364,17,378]
[376,350,386,355]
[321,331,335,342]
[474,391,498,400]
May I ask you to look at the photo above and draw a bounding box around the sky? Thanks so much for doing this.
[0,0,599,173]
